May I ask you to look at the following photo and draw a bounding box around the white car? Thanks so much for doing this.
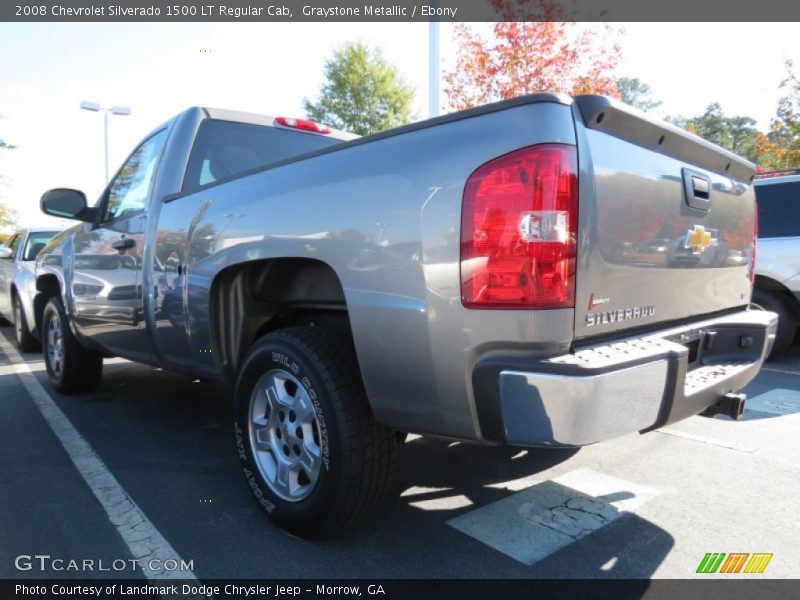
[0,228,61,351]
[753,171,800,356]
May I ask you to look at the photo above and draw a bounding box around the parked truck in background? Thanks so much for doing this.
[34,95,776,537]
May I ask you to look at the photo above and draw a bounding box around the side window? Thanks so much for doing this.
[102,129,168,222]
[756,181,800,238]
[22,231,56,261]
[181,119,342,193]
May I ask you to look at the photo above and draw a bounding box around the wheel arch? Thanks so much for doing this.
[753,275,800,316]
[33,273,63,338]
[9,282,23,325]
[209,257,352,382]
[6,282,20,328]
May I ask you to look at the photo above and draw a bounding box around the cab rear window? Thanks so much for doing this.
[182,119,342,193]
[756,180,800,238]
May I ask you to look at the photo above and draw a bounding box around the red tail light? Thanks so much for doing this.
[751,199,759,285]
[460,144,578,309]
[275,116,331,134]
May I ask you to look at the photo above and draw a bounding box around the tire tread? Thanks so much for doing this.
[42,297,103,394]
[256,326,401,536]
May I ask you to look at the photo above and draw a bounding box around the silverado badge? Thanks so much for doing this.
[684,224,715,254]
[585,304,656,327]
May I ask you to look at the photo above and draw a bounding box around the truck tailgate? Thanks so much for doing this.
[573,96,756,339]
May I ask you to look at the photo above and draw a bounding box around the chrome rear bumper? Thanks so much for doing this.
[485,310,777,447]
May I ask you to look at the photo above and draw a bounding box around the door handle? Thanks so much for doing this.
[682,168,712,211]
[112,237,135,253]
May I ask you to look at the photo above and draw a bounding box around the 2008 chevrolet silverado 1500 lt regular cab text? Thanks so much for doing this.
[34,95,777,536]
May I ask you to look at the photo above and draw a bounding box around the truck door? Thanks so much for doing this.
[71,129,167,363]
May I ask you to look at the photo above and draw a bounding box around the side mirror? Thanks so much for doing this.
[0,246,12,259]
[41,188,96,222]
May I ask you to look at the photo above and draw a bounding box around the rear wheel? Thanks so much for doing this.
[42,297,103,393]
[751,288,797,358]
[13,293,40,352]
[234,326,401,537]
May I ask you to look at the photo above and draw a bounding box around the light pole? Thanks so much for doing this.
[80,101,131,182]
[428,21,440,118]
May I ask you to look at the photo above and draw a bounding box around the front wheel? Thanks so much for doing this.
[42,297,103,393]
[14,293,40,352]
[234,326,401,537]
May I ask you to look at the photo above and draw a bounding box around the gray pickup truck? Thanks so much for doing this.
[35,95,776,537]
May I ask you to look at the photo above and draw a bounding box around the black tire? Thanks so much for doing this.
[13,293,40,353]
[41,297,103,393]
[234,326,401,538]
[751,288,797,358]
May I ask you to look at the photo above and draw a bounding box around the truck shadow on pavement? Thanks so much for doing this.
[389,436,674,582]
[0,336,674,580]
[395,436,579,510]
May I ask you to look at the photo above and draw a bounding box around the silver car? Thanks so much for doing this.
[752,170,800,356]
[0,228,60,350]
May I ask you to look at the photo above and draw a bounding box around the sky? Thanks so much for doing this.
[0,22,798,228]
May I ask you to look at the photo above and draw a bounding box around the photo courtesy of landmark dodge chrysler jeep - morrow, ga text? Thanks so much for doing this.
[33,96,776,537]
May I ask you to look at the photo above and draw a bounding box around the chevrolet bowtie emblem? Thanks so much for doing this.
[684,225,715,254]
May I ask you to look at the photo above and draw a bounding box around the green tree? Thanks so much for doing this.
[687,103,731,148]
[616,77,661,112]
[726,115,759,160]
[668,103,760,164]
[0,203,14,229]
[764,60,800,169]
[304,42,416,136]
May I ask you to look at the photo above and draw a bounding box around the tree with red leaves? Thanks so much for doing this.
[444,2,623,112]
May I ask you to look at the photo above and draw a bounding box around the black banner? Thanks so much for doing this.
[3,0,800,22]
[2,579,796,600]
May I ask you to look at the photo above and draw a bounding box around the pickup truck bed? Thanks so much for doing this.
[35,94,776,536]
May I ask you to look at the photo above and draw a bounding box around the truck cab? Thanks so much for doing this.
[36,108,353,369]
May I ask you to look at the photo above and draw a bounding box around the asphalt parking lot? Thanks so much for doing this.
[1,323,799,580]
